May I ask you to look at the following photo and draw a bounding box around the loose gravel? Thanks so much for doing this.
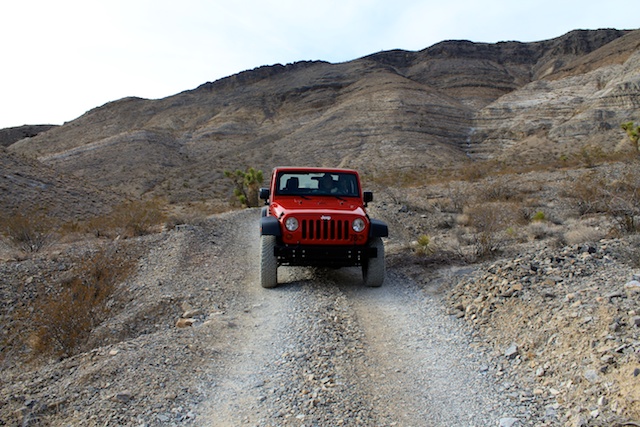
[1,208,638,426]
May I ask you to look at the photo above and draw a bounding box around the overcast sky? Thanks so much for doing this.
[1,0,637,129]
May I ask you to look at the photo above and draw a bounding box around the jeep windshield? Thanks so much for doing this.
[275,171,360,197]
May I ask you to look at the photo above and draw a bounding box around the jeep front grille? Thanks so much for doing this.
[301,219,350,241]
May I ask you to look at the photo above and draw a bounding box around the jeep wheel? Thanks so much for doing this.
[362,237,385,287]
[260,235,278,288]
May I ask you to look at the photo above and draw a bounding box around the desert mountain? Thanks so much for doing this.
[5,28,640,210]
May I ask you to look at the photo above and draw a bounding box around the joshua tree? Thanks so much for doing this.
[224,167,264,207]
[621,121,640,151]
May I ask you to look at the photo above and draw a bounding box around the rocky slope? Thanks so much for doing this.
[0,148,120,223]
[471,31,640,161]
[5,29,639,209]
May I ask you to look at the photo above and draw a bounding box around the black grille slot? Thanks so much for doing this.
[301,219,350,241]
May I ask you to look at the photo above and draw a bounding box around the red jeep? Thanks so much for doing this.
[258,167,388,288]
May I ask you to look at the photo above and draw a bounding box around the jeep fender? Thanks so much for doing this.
[369,218,388,238]
[260,215,282,236]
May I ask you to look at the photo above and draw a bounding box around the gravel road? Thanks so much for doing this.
[192,209,537,426]
[2,208,543,426]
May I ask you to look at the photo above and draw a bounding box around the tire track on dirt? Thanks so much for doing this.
[341,268,525,426]
[198,210,328,426]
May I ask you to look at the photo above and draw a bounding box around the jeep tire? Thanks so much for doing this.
[260,235,278,288]
[362,237,385,287]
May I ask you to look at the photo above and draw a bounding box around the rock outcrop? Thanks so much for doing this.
[0,125,57,148]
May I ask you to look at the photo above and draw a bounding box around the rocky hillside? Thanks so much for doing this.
[0,148,120,222]
[0,125,57,148]
[5,29,639,211]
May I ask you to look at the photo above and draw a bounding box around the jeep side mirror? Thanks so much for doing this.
[259,188,270,204]
[363,191,373,206]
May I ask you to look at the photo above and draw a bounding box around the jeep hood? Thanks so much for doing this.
[272,197,367,217]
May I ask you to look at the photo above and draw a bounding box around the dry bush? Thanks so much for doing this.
[0,211,56,252]
[435,182,469,213]
[164,201,226,229]
[565,171,608,216]
[29,246,136,358]
[604,170,640,234]
[525,221,561,241]
[463,202,523,259]
[568,166,640,234]
[475,177,524,204]
[456,160,500,182]
[84,199,167,238]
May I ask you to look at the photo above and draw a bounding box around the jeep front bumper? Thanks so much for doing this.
[274,244,378,267]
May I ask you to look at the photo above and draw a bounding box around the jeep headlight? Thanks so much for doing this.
[352,218,366,233]
[285,217,299,232]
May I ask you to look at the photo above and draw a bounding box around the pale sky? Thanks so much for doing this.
[1,0,637,129]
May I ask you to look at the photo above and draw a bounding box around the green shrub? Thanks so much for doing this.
[415,234,434,256]
[621,121,639,152]
[531,211,546,222]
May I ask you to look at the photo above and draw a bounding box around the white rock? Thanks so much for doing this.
[499,417,520,427]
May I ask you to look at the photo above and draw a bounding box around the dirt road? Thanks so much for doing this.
[194,209,532,426]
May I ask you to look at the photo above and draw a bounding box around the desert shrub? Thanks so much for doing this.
[409,233,465,265]
[457,161,494,182]
[476,177,523,203]
[0,211,56,252]
[566,167,640,234]
[463,202,522,259]
[604,170,640,234]
[171,200,229,225]
[566,171,607,216]
[414,234,434,256]
[562,225,606,246]
[443,182,468,213]
[85,199,167,238]
[531,211,546,222]
[29,246,135,358]
[621,121,639,152]
[526,221,560,241]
